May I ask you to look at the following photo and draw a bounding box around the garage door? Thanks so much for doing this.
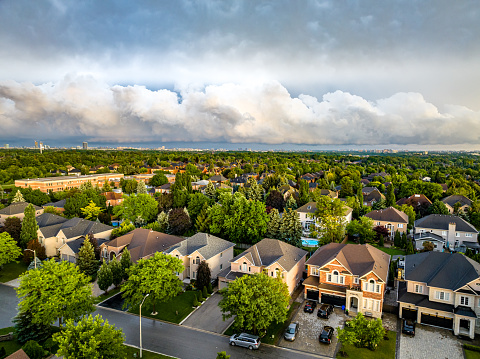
[402,308,418,321]
[306,289,319,301]
[321,293,346,307]
[421,313,453,329]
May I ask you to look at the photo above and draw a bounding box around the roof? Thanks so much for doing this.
[36,213,69,227]
[62,236,109,254]
[396,194,432,206]
[231,238,307,272]
[413,232,445,243]
[415,214,478,233]
[363,189,385,202]
[38,215,113,239]
[43,199,66,208]
[208,174,227,182]
[0,202,42,215]
[404,251,480,291]
[101,192,123,200]
[5,349,30,359]
[365,206,408,223]
[217,266,248,281]
[296,201,352,217]
[164,232,235,260]
[105,228,184,263]
[441,195,472,208]
[306,243,390,282]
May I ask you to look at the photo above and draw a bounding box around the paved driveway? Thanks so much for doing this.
[399,324,463,359]
[181,292,234,334]
[278,303,347,358]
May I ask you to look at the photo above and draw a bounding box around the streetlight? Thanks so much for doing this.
[139,293,150,359]
[24,249,37,269]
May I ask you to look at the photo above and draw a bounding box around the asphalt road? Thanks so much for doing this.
[0,284,328,359]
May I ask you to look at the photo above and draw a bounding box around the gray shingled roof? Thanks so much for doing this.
[0,202,42,215]
[43,199,66,208]
[415,214,478,233]
[305,243,390,282]
[441,195,472,208]
[231,238,308,272]
[63,236,109,254]
[296,202,352,217]
[38,215,113,239]
[36,213,68,227]
[164,232,235,260]
[404,251,480,291]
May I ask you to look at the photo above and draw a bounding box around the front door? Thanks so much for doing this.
[350,297,358,309]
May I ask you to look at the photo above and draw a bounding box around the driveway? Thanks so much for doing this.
[181,292,234,334]
[278,303,347,358]
[399,323,463,359]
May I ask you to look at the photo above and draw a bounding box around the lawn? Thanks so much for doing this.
[465,350,480,359]
[129,290,198,324]
[0,260,29,283]
[124,345,174,358]
[94,287,121,304]
[336,330,396,359]
[223,302,301,345]
[371,245,405,256]
[0,327,22,357]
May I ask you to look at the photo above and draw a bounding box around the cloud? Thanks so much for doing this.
[1,75,479,146]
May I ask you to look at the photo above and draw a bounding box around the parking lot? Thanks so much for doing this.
[278,302,348,357]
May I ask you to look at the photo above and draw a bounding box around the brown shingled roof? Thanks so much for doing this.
[365,206,408,224]
[6,349,30,359]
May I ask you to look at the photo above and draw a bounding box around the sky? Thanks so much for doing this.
[0,0,479,149]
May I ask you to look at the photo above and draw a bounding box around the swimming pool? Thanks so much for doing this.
[302,239,319,247]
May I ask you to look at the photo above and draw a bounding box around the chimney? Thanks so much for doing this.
[448,222,456,234]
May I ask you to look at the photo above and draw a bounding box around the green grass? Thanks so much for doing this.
[0,327,22,357]
[0,184,15,189]
[129,291,197,324]
[372,245,405,256]
[124,345,174,358]
[0,327,14,336]
[0,260,29,283]
[94,287,121,304]
[465,350,480,359]
[336,330,396,359]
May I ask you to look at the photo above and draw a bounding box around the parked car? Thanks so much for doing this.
[304,300,317,313]
[317,304,334,319]
[402,319,415,336]
[319,326,334,344]
[229,333,261,350]
[284,322,299,341]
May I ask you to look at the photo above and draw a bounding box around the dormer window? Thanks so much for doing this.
[195,256,200,264]
[242,262,247,272]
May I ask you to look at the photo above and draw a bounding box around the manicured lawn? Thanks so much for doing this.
[124,345,173,358]
[94,287,121,304]
[0,260,28,283]
[465,350,480,359]
[336,330,396,359]
[372,245,405,256]
[129,291,198,324]
[0,327,22,357]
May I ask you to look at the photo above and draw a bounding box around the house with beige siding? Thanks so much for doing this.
[58,236,109,263]
[441,195,472,214]
[0,202,43,225]
[218,238,307,294]
[364,206,409,236]
[164,233,235,282]
[398,251,480,339]
[296,201,352,233]
[304,243,390,318]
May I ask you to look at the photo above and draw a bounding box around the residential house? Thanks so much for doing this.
[101,192,124,206]
[362,188,385,207]
[218,238,307,294]
[36,213,113,257]
[398,251,480,339]
[208,174,227,183]
[296,201,353,233]
[164,232,235,282]
[442,195,472,214]
[396,194,432,207]
[304,243,390,318]
[100,228,184,262]
[364,206,409,235]
[58,236,108,263]
[0,202,43,226]
[43,199,66,213]
[413,232,446,252]
[414,214,479,252]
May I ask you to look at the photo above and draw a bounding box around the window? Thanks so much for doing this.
[398,224,404,228]
[327,274,332,282]
[242,262,247,272]
[220,264,223,270]
[192,272,196,279]
[415,284,423,294]
[354,277,359,285]
[455,233,460,237]
[460,296,470,306]
[369,279,375,292]
[466,233,473,237]
[195,256,200,264]
[329,270,345,284]
[441,230,447,236]
[376,284,380,293]
[435,291,450,301]
[220,252,223,257]
[377,222,381,226]
[311,267,319,276]
[248,267,251,272]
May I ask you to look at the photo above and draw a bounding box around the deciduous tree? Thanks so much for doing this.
[20,204,39,249]
[120,248,131,280]
[337,312,385,350]
[22,239,46,264]
[109,256,124,287]
[346,217,375,244]
[2,216,22,245]
[136,180,148,194]
[12,190,25,203]
[168,208,191,235]
[81,200,103,220]
[97,260,113,294]
[313,196,346,244]
[0,232,22,268]
[265,190,285,212]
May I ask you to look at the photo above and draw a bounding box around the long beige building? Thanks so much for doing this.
[15,173,124,193]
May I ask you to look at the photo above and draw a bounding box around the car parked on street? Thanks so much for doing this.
[317,304,334,319]
[402,319,415,336]
[304,300,317,313]
[284,322,299,341]
[229,333,261,350]
[319,326,334,344]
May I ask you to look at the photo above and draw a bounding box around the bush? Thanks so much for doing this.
[22,340,45,359]
[0,347,6,359]
[193,294,200,307]
[207,283,213,294]
[42,337,57,354]
[202,286,208,298]
[464,344,480,353]
[197,290,203,302]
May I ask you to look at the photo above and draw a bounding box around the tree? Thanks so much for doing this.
[2,216,22,245]
[16,259,94,326]
[97,260,113,294]
[150,173,168,187]
[313,196,346,244]
[373,225,389,243]
[216,352,231,359]
[43,205,64,216]
[245,177,263,202]
[196,261,211,290]
[120,248,132,280]
[12,190,25,203]
[422,241,434,252]
[116,194,158,224]
[0,232,22,268]
[168,207,192,235]
[280,208,302,246]
[219,272,290,335]
[81,200,104,220]
[13,310,52,344]
[187,193,210,223]
[428,200,449,215]
[266,208,283,240]
[101,181,112,193]
[136,180,148,194]
[110,220,135,239]
[122,252,184,314]
[109,256,124,287]
[386,184,396,207]
[205,181,216,201]
[265,190,285,212]
[394,230,401,247]
[372,198,387,210]
[285,195,297,210]
[22,239,46,264]
[19,203,39,249]
[406,242,415,255]
[298,179,309,206]
[337,312,385,350]
[22,340,45,359]
[53,314,126,359]
[156,211,169,232]
[77,236,98,279]
[346,217,375,244]
[398,204,416,230]
[401,231,408,249]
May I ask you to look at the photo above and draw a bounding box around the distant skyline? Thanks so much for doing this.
[0,1,479,147]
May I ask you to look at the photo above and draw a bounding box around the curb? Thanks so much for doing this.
[124,343,180,359]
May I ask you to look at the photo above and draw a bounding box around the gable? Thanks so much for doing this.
[324,258,351,274]
[361,271,383,283]
[233,254,255,266]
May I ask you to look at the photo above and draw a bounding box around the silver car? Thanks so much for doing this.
[229,333,261,350]
[284,322,299,341]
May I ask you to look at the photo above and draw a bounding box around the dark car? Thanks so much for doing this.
[304,301,317,313]
[319,326,334,344]
[402,319,415,336]
[317,304,334,319]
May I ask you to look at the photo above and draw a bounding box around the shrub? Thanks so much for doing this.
[202,286,208,298]
[464,344,480,353]
[42,338,57,354]
[207,283,213,294]
[197,290,203,302]
[22,340,45,359]
[193,294,200,307]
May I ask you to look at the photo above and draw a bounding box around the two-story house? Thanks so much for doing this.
[362,188,385,207]
[164,232,235,282]
[304,243,390,318]
[296,201,353,233]
[441,195,472,214]
[364,206,409,236]
[218,238,307,294]
[0,202,43,225]
[414,214,479,252]
[398,251,480,339]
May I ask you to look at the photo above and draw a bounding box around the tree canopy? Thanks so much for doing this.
[0,232,22,268]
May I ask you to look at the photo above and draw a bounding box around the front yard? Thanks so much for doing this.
[0,261,28,283]
[336,330,396,359]
[124,345,174,358]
